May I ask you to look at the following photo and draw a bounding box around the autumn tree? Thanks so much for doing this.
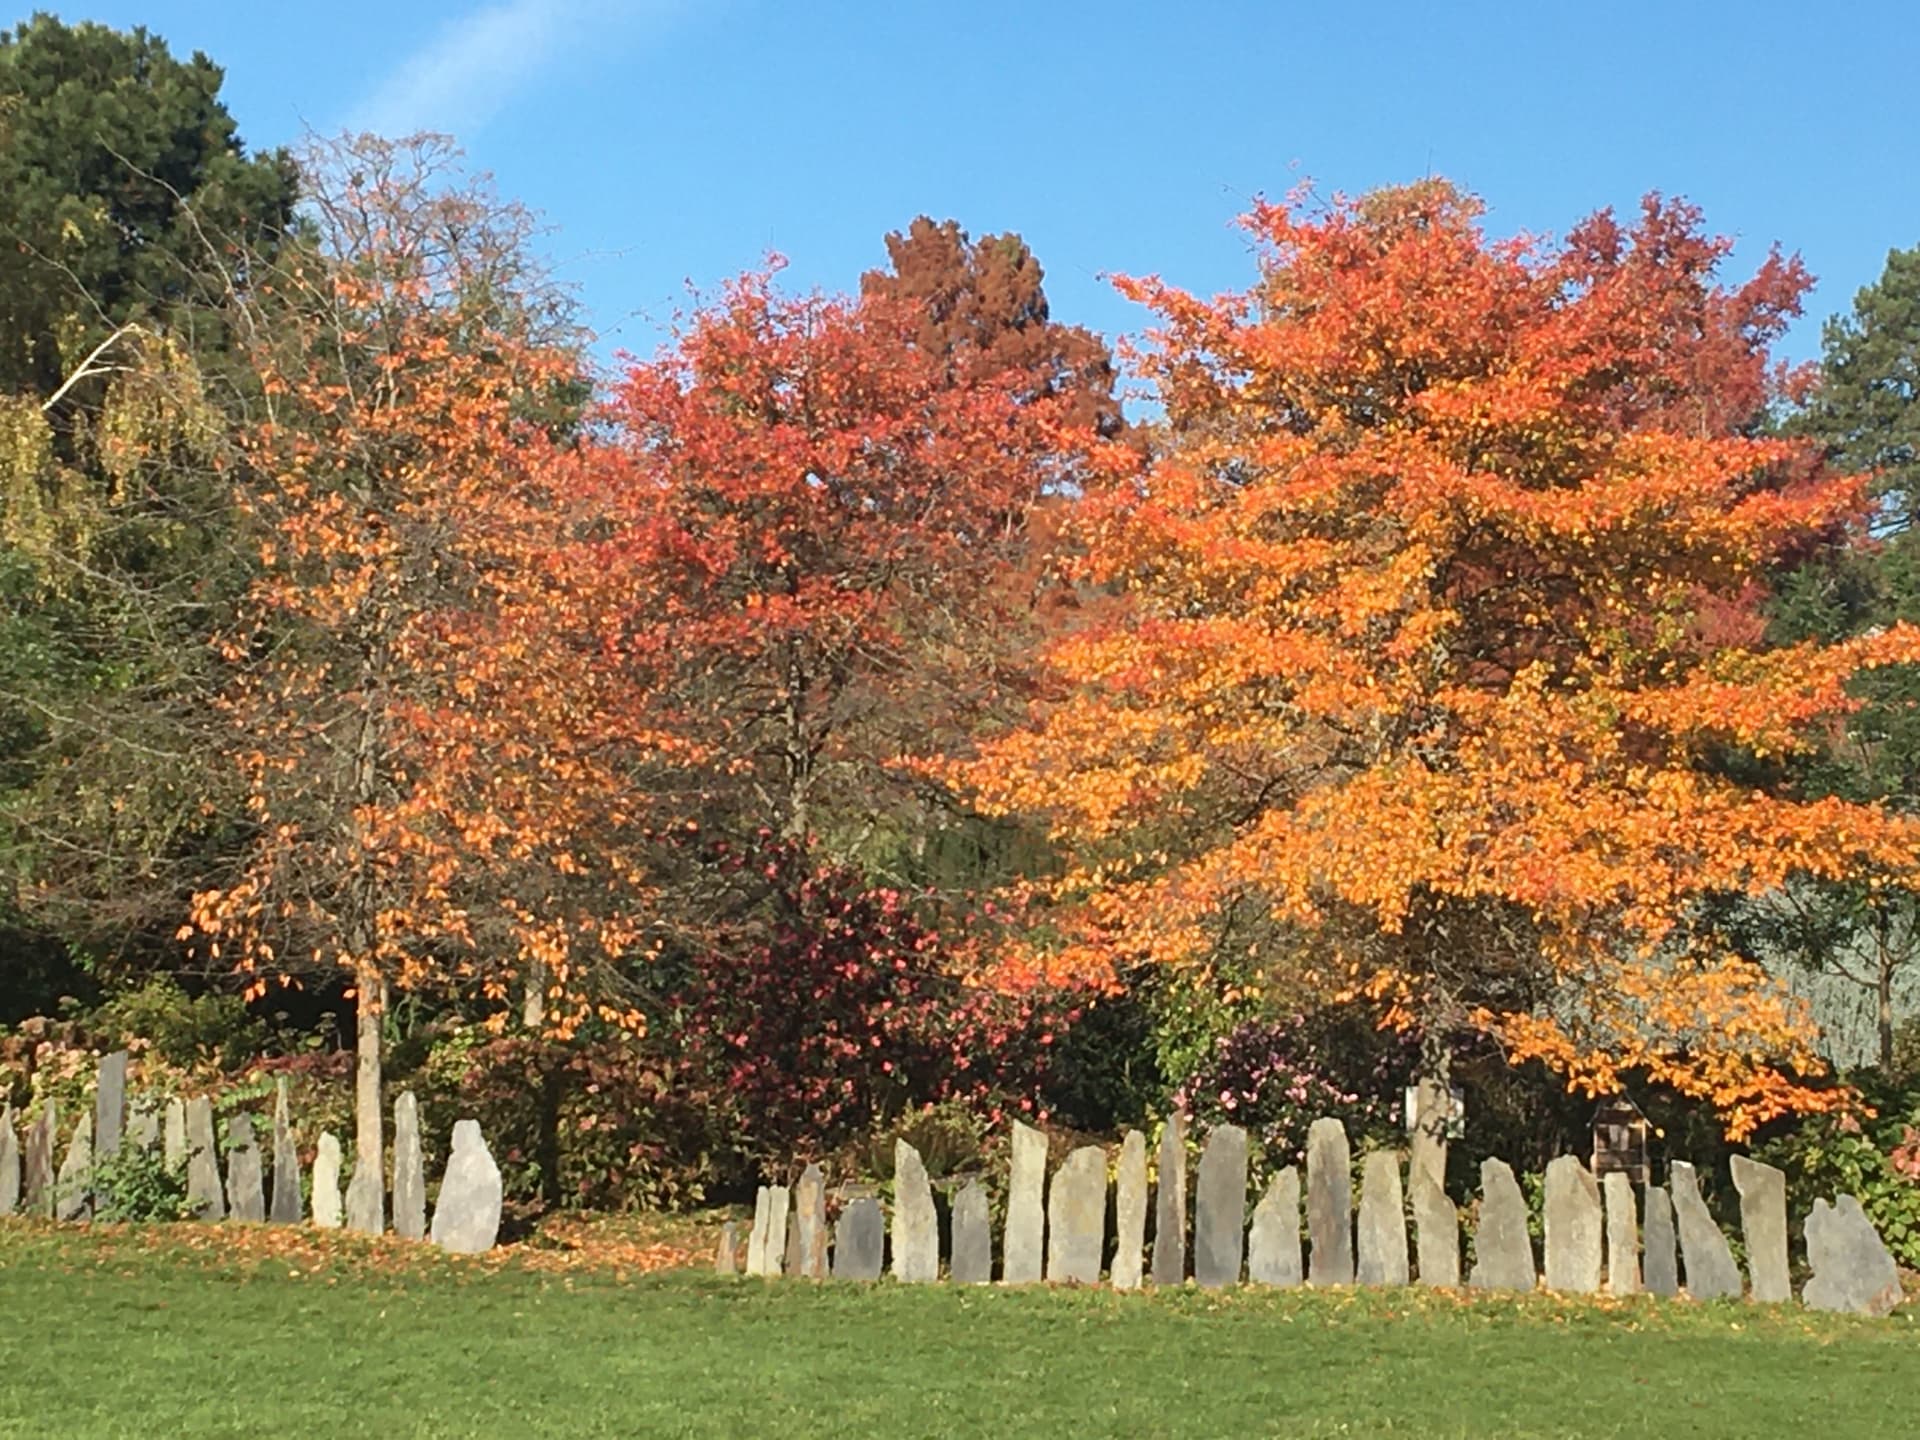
[861,216,1126,439]
[949,182,1920,1148]
[597,270,1091,878]
[181,134,659,1231]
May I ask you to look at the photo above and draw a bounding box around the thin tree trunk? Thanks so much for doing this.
[523,959,547,1030]
[1410,1035,1452,1191]
[345,966,386,1234]
[1878,952,1895,1074]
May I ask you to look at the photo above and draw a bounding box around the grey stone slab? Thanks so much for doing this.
[1803,1194,1902,1317]
[345,1129,383,1236]
[792,1163,829,1279]
[24,1100,55,1217]
[1730,1155,1789,1304]
[1003,1120,1047,1284]
[950,1178,992,1284]
[1642,1184,1678,1297]
[891,1141,938,1283]
[1047,1144,1108,1284]
[270,1078,302,1224]
[1111,1129,1148,1291]
[1356,1150,1410,1286]
[1248,1166,1303,1287]
[1670,1161,1741,1300]
[715,1221,740,1274]
[784,1207,803,1276]
[1410,1166,1459,1287]
[1307,1116,1354,1285]
[94,1050,128,1160]
[225,1113,265,1223]
[764,1185,791,1276]
[429,1119,502,1254]
[126,1094,160,1154]
[1193,1124,1249,1289]
[745,1186,773,1275]
[1543,1155,1603,1294]
[55,1110,92,1221]
[312,1132,344,1229]
[1151,1113,1188,1285]
[162,1098,186,1170]
[185,1096,224,1221]
[0,1104,18,1216]
[1468,1158,1536,1290]
[392,1091,426,1241]
[832,1196,885,1280]
[1602,1171,1639,1295]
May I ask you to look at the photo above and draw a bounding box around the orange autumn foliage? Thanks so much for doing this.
[180,137,664,1038]
[950,181,1920,1138]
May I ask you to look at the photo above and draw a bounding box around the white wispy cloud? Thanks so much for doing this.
[351,0,674,139]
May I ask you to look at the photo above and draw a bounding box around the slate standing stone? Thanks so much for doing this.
[950,1178,993,1284]
[162,1098,186,1170]
[1247,1166,1303,1287]
[891,1141,938,1283]
[312,1132,344,1229]
[1542,1155,1603,1294]
[1003,1120,1047,1284]
[270,1078,302,1224]
[1468,1158,1536,1290]
[94,1050,129,1160]
[1151,1113,1189,1286]
[784,1209,804,1276]
[791,1163,829,1279]
[1410,1167,1459,1287]
[126,1095,160,1154]
[832,1196,885,1281]
[429,1119,503,1254]
[715,1221,740,1274]
[1306,1116,1354,1285]
[225,1114,266,1222]
[1047,1144,1109,1284]
[764,1186,791,1276]
[55,1110,94,1221]
[0,1104,19,1216]
[184,1096,224,1221]
[1193,1124,1249,1288]
[1670,1161,1741,1300]
[1729,1155,1790,1304]
[1356,1150,1410,1286]
[1602,1171,1640,1295]
[345,1134,383,1237]
[24,1100,56,1217]
[745,1186,772,1275]
[1111,1129,1148,1291]
[392,1091,426,1241]
[1642,1184,1679,1297]
[1803,1194,1902,1317]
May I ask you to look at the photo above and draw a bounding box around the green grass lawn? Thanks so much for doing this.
[0,1221,1911,1439]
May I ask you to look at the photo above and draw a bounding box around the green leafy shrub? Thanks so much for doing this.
[1752,1072,1920,1268]
[90,1145,196,1223]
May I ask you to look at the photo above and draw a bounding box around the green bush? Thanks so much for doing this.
[89,1145,196,1223]
[1752,1072,1920,1268]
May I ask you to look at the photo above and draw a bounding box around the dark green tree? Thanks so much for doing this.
[1757,245,1920,1069]
[0,16,298,1015]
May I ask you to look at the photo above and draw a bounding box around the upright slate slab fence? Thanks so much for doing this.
[718,1117,1906,1318]
[0,1052,505,1254]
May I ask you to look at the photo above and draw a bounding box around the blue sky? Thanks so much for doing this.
[50,1,1920,373]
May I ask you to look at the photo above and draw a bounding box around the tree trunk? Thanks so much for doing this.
[344,967,386,1234]
[1879,952,1896,1074]
[1409,1035,1452,1191]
